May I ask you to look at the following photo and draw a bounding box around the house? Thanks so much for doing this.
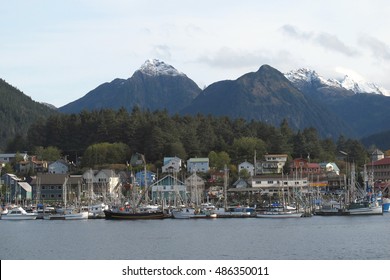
[187,158,209,173]
[371,149,385,162]
[238,161,254,176]
[290,158,321,177]
[48,160,69,174]
[0,152,28,164]
[16,157,48,174]
[150,175,187,205]
[184,173,206,204]
[255,154,288,175]
[319,162,340,175]
[161,157,182,173]
[135,170,156,188]
[1,173,33,203]
[81,169,121,198]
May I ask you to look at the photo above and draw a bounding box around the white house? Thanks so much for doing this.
[187,158,209,173]
[238,161,254,176]
[82,169,121,198]
[162,157,182,173]
[255,154,288,175]
[48,160,69,174]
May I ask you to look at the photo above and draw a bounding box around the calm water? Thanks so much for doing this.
[1,214,390,260]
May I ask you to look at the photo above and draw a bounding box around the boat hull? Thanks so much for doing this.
[256,212,303,218]
[104,210,166,220]
[1,214,38,220]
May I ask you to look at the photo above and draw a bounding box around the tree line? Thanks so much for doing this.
[6,107,370,173]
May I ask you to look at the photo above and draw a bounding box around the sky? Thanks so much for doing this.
[1,0,390,107]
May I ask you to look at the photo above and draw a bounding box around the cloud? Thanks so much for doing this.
[281,24,358,57]
[315,32,359,57]
[359,35,390,61]
[280,24,313,40]
[151,45,172,60]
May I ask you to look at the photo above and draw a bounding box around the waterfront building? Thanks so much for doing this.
[1,173,33,204]
[184,173,206,204]
[150,175,187,205]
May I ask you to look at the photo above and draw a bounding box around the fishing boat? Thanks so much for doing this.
[256,206,303,218]
[104,205,166,220]
[214,206,256,218]
[172,207,217,219]
[347,200,383,215]
[1,206,38,220]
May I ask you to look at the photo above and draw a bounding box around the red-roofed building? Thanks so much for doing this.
[290,158,321,177]
[369,157,390,182]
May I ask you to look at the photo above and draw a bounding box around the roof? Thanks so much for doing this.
[188,158,209,163]
[371,157,390,166]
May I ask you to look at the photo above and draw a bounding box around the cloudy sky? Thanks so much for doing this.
[1,0,390,107]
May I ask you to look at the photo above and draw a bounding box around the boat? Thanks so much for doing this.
[314,200,350,216]
[87,203,108,219]
[382,197,390,213]
[104,205,166,220]
[44,177,89,220]
[256,208,303,218]
[1,206,38,220]
[256,203,303,218]
[172,207,217,219]
[347,200,383,215]
[44,208,89,220]
[214,206,256,218]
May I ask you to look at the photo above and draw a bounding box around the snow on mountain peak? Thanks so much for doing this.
[139,59,185,77]
[285,68,390,96]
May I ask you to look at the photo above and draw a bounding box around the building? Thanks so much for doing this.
[150,175,187,205]
[184,173,206,204]
[187,158,209,173]
[1,173,33,203]
[48,160,69,174]
[0,152,28,164]
[290,158,321,177]
[255,154,288,175]
[82,169,121,198]
[161,157,182,173]
[238,161,255,176]
[369,157,390,182]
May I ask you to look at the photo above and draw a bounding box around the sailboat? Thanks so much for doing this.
[104,156,166,220]
[44,177,89,220]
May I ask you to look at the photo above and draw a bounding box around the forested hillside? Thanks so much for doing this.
[23,107,370,171]
[0,79,57,150]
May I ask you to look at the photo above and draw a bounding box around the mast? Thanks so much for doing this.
[224,164,228,211]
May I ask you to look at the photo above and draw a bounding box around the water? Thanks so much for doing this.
[1,214,390,260]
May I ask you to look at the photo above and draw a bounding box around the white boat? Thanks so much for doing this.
[44,209,89,220]
[172,208,217,219]
[214,206,256,218]
[256,206,303,218]
[1,207,38,220]
[87,203,108,218]
[256,211,303,218]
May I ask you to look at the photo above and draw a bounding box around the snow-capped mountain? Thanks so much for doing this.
[285,68,390,96]
[139,59,185,77]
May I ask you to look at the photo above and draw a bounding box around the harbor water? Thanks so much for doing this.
[1,214,390,260]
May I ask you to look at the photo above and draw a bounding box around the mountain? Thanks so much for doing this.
[361,129,390,150]
[182,65,351,138]
[0,78,57,150]
[285,68,390,137]
[59,59,201,114]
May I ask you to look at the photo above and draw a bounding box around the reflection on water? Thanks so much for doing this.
[1,214,390,260]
